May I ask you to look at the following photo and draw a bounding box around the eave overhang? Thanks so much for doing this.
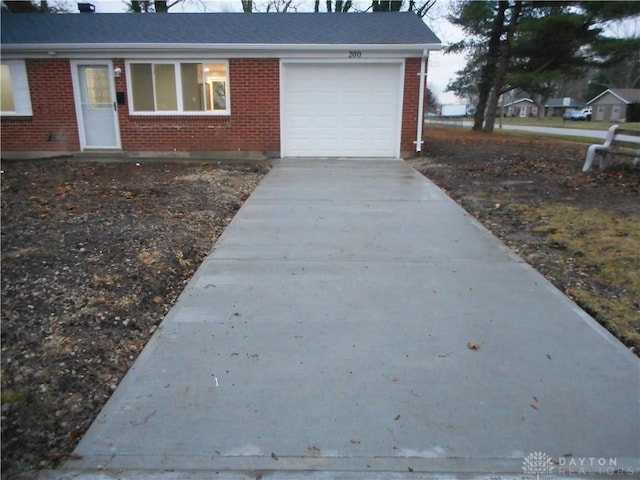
[1,42,442,59]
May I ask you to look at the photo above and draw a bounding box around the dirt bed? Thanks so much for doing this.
[1,159,267,478]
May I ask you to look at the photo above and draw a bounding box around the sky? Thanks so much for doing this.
[83,0,468,105]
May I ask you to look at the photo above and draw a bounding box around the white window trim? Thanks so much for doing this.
[125,60,230,116]
[1,60,33,116]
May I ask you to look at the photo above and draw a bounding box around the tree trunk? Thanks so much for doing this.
[242,0,252,13]
[326,1,332,12]
[533,94,547,119]
[155,1,168,12]
[314,0,320,12]
[484,1,522,133]
[472,1,507,131]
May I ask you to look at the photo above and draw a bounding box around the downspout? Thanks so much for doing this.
[415,50,428,153]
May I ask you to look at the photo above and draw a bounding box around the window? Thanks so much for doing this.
[127,61,229,115]
[84,67,112,107]
[1,60,33,116]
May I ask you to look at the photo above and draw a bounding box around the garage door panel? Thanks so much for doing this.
[281,63,402,158]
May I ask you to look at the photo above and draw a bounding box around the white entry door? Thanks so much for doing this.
[280,62,403,158]
[73,62,120,149]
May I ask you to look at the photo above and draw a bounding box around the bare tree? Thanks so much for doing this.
[129,0,185,13]
[408,0,436,18]
[265,0,296,13]
[3,0,68,12]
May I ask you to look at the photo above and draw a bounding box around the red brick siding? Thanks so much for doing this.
[401,58,422,154]
[117,58,280,153]
[1,59,80,152]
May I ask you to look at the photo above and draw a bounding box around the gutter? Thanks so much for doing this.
[1,42,442,56]
[414,50,428,154]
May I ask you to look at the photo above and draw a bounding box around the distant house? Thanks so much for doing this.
[544,97,581,117]
[0,12,441,159]
[503,98,537,117]
[586,89,640,122]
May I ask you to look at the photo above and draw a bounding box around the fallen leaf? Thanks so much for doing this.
[394,414,401,421]
[271,452,279,461]
[349,439,361,444]
[308,445,321,455]
[530,403,538,410]
[467,341,481,350]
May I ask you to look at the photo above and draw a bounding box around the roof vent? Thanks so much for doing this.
[78,3,95,13]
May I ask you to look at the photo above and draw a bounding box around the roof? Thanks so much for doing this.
[544,97,581,108]
[1,12,441,50]
[504,98,534,107]
[586,88,640,105]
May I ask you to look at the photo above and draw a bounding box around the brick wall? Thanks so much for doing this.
[400,58,422,154]
[1,59,80,152]
[117,58,280,154]
[1,58,281,155]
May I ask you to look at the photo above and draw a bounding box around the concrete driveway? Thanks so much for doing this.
[55,159,638,479]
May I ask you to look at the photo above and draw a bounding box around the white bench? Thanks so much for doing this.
[582,124,640,172]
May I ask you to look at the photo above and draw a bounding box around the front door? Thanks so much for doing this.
[73,62,120,149]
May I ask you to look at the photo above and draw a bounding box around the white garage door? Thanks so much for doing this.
[281,62,403,158]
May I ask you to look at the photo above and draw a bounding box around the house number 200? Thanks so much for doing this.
[348,51,362,58]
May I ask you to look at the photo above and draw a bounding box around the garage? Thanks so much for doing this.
[280,62,404,158]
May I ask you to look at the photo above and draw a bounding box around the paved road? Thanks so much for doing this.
[430,119,640,142]
[47,159,639,479]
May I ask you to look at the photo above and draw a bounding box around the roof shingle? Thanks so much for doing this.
[1,12,441,47]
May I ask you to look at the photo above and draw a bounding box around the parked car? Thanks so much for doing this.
[563,107,592,121]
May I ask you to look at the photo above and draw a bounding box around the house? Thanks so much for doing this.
[502,98,537,117]
[0,12,441,159]
[586,89,640,122]
[544,97,581,117]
